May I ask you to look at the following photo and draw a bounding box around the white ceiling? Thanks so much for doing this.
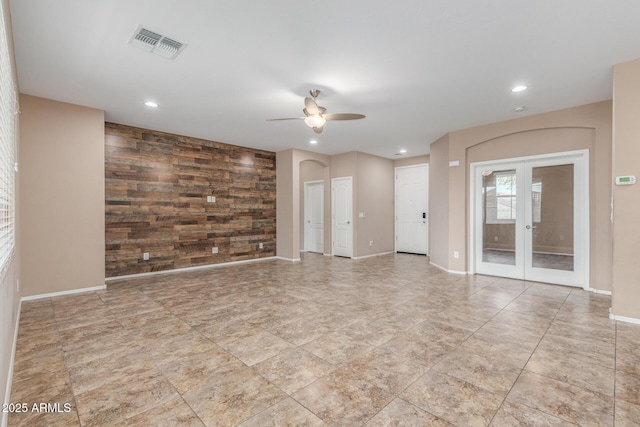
[9,1,640,158]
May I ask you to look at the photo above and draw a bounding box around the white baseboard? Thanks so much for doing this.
[21,285,107,301]
[323,253,333,257]
[352,251,395,260]
[106,257,281,281]
[609,313,640,325]
[588,288,612,296]
[2,299,21,427]
[429,261,468,275]
[274,256,301,262]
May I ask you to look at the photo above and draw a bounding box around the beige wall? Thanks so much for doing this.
[430,101,612,290]
[277,149,395,260]
[394,155,430,168]
[331,152,357,179]
[276,149,295,259]
[1,0,21,418]
[355,152,395,257]
[428,134,450,269]
[276,149,331,260]
[19,95,105,296]
[612,58,640,319]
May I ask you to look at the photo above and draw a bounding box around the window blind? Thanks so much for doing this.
[0,3,17,274]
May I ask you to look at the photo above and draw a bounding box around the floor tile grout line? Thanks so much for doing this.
[424,280,536,424]
[487,289,588,426]
[367,279,520,424]
[13,255,623,426]
[50,296,84,427]
[461,282,563,426]
[122,298,255,427]
[137,265,333,426]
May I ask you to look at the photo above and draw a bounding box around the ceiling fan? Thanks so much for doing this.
[267,89,365,134]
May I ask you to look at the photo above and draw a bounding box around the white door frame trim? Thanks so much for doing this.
[469,149,590,289]
[394,164,429,255]
[303,180,324,253]
[331,176,354,258]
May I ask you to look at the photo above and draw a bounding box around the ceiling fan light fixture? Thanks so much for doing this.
[304,115,326,129]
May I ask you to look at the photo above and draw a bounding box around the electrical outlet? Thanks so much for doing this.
[259,242,264,249]
[494,236,498,242]
[143,252,149,260]
[212,247,218,254]
[559,235,564,241]
[453,251,459,259]
[369,240,374,247]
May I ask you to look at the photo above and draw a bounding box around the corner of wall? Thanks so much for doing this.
[428,134,451,270]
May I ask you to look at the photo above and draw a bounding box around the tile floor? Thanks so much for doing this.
[8,253,640,426]
[482,249,574,271]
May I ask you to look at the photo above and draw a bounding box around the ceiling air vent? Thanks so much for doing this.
[154,37,184,59]
[128,26,186,60]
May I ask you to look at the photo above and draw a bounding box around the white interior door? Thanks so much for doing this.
[332,176,353,258]
[473,151,588,288]
[304,181,324,253]
[395,165,429,255]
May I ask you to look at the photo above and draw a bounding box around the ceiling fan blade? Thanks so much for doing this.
[266,117,305,121]
[323,113,366,121]
[312,126,324,134]
[304,97,319,116]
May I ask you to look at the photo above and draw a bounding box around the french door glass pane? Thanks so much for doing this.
[482,169,516,265]
[530,164,574,271]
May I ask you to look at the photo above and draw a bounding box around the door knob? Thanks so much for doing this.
[347,221,350,224]
[525,225,537,230]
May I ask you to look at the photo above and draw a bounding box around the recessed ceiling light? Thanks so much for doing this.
[514,106,525,113]
[399,149,407,154]
[145,101,158,108]
[309,140,318,145]
[511,85,528,93]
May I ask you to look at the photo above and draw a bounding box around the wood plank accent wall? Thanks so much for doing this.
[105,122,276,277]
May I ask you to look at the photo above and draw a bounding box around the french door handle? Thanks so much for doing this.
[525,225,537,230]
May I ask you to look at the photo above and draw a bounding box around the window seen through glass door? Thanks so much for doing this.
[482,169,516,265]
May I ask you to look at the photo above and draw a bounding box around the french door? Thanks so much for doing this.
[472,151,588,288]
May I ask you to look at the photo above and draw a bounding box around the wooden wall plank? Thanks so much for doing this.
[105,122,276,277]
